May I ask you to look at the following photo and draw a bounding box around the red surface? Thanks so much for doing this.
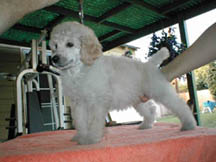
[0,123,216,162]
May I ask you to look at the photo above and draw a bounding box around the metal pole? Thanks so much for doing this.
[47,74,60,129]
[19,30,47,72]
[32,40,37,70]
[42,40,47,64]
[16,69,36,134]
[55,75,64,129]
[178,20,201,126]
[78,0,84,24]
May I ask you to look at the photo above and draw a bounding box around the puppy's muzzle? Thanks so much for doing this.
[51,55,74,70]
[52,55,60,64]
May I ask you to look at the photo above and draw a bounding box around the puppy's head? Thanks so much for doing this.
[49,21,102,69]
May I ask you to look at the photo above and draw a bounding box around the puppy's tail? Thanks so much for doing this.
[149,47,169,66]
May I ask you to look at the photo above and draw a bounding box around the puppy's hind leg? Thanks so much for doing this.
[151,77,196,131]
[135,101,156,129]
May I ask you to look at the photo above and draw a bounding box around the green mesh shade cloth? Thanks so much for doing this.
[0,0,215,51]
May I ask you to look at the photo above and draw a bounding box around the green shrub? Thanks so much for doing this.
[207,62,216,99]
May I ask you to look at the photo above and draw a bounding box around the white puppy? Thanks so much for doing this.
[49,21,196,145]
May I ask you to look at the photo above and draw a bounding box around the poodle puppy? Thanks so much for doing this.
[49,21,196,145]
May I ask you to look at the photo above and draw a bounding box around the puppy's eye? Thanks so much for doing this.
[66,42,74,48]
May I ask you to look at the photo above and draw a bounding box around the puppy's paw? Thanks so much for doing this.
[77,137,100,145]
[181,124,196,131]
[72,134,101,145]
[181,119,196,131]
[138,123,153,130]
[71,134,79,142]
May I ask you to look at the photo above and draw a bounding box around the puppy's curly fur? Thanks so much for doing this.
[50,21,196,145]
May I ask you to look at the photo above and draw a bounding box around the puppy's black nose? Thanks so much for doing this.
[52,55,60,64]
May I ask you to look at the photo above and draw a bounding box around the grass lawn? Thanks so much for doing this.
[157,112,216,128]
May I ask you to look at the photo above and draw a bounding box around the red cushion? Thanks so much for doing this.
[0,123,216,162]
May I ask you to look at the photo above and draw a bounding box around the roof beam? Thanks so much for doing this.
[44,6,82,20]
[96,2,131,23]
[44,15,66,31]
[103,0,216,51]
[125,0,168,18]
[179,0,216,20]
[44,5,135,33]
[12,24,42,34]
[102,19,171,51]
[101,21,135,33]
[160,0,194,14]
[99,30,121,42]
[0,38,30,48]
[45,15,66,40]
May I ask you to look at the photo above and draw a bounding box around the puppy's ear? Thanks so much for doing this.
[80,33,102,65]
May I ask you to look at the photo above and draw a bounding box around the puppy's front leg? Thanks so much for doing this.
[72,103,107,145]
[84,105,107,145]
[71,103,89,144]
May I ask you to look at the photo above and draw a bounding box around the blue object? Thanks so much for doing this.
[203,101,216,111]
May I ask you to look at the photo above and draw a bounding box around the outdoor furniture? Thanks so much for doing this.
[202,100,216,113]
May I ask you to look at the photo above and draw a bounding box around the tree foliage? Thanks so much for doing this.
[148,28,186,67]
[194,65,209,90]
[207,61,216,99]
[194,62,216,99]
